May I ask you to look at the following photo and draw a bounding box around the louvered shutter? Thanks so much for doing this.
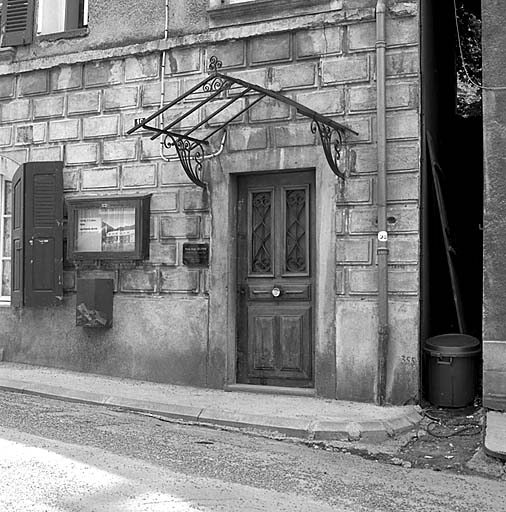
[10,165,24,307]
[11,162,63,307]
[24,162,63,306]
[1,0,34,47]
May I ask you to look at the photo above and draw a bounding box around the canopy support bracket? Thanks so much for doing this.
[163,135,206,188]
[310,120,345,180]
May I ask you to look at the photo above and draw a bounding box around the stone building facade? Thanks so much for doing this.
[0,0,420,404]
[482,0,506,412]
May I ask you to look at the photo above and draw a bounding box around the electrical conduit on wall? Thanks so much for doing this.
[158,1,227,167]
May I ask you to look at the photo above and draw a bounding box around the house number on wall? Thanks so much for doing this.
[378,230,388,242]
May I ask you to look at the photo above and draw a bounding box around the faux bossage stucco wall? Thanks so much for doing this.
[482,0,506,411]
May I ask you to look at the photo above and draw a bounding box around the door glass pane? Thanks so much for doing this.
[3,217,11,257]
[251,191,272,274]
[285,188,307,273]
[2,261,10,297]
[4,181,11,215]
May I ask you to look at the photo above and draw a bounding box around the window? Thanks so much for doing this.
[67,194,151,261]
[208,0,333,24]
[209,0,259,6]
[0,0,88,47]
[37,0,88,35]
[0,174,11,303]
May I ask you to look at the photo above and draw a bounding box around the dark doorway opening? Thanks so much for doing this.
[421,0,483,399]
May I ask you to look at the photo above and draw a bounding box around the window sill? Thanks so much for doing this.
[208,0,341,15]
[36,27,89,42]
[208,0,342,26]
[0,47,16,64]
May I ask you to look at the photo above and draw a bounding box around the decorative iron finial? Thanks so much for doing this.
[208,55,223,73]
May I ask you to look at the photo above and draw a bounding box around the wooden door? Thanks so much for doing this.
[237,171,315,387]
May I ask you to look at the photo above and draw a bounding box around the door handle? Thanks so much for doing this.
[271,287,281,297]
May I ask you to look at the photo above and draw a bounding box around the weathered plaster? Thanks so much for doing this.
[386,299,419,404]
[0,2,416,75]
[336,299,378,402]
[0,296,209,386]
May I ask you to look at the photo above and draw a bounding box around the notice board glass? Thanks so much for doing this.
[67,194,151,261]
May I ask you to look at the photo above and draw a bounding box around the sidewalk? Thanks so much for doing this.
[485,411,506,461]
[0,362,421,443]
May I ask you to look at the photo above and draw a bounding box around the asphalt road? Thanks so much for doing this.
[0,390,505,511]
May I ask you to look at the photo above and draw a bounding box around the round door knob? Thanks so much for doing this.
[271,287,281,297]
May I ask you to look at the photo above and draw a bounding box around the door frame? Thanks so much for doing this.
[207,148,338,398]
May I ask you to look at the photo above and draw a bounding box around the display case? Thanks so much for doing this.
[67,194,151,261]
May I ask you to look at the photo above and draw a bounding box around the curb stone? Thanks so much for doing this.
[0,380,422,443]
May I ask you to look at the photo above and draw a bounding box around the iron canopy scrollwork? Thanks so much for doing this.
[163,134,206,188]
[128,55,357,188]
[311,120,345,180]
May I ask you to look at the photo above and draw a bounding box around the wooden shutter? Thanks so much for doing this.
[10,165,24,307]
[24,162,63,306]
[11,162,63,307]
[1,0,34,47]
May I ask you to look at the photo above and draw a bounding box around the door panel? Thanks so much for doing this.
[249,311,276,370]
[237,171,315,387]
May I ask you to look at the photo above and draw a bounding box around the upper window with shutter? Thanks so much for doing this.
[0,0,89,46]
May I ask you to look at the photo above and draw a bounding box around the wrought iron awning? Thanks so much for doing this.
[128,56,358,188]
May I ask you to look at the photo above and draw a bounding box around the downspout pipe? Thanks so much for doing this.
[376,0,389,405]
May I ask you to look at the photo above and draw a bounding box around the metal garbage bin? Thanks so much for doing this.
[423,334,481,408]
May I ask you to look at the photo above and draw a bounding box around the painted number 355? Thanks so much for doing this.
[400,355,416,365]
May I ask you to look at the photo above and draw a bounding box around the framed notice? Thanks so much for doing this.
[67,194,151,261]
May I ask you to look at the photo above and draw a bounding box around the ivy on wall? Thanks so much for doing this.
[456,5,482,118]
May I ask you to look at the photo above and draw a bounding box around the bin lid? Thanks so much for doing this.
[424,334,481,355]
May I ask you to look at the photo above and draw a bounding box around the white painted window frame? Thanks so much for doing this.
[0,174,11,304]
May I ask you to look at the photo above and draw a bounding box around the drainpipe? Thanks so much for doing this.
[376,0,389,405]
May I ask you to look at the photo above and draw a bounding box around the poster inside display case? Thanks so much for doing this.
[67,195,151,260]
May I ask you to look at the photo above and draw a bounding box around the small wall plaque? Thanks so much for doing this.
[183,243,210,267]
